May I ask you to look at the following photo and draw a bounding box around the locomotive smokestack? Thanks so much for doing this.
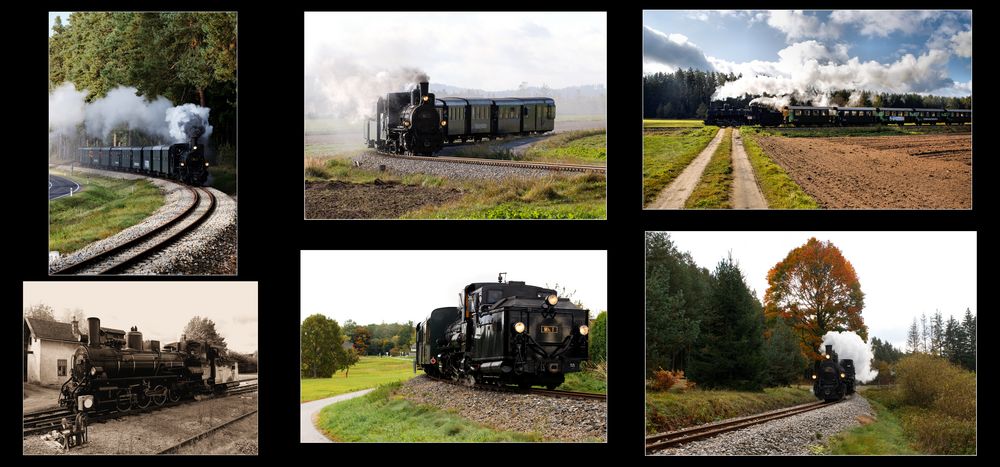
[88,317,101,348]
[419,81,429,99]
[825,344,833,354]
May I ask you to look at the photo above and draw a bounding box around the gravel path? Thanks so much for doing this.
[649,128,724,209]
[48,166,237,275]
[353,152,562,180]
[398,375,606,442]
[651,395,874,455]
[730,129,768,209]
[300,389,374,443]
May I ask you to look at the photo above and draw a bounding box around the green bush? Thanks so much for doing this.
[589,311,607,362]
[901,408,976,454]
[892,354,977,454]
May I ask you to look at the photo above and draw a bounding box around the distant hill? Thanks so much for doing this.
[430,83,606,116]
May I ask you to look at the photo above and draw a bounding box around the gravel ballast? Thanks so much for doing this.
[651,394,874,455]
[398,375,606,442]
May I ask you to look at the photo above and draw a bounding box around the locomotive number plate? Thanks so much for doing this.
[541,325,559,333]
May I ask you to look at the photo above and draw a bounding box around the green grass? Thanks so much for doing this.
[306,157,606,220]
[754,124,970,138]
[643,119,705,128]
[316,382,545,442]
[209,164,236,195]
[685,128,733,208]
[555,114,606,122]
[826,398,918,455]
[642,126,719,205]
[301,356,421,402]
[49,171,164,254]
[558,365,607,394]
[739,128,819,209]
[522,129,606,164]
[645,386,817,434]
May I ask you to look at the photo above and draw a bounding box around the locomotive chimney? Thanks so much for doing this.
[88,317,101,348]
[419,81,429,100]
[825,344,833,354]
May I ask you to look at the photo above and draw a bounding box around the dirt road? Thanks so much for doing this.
[649,128,724,209]
[754,134,971,209]
[730,129,768,209]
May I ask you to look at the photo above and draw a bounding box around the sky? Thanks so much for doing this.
[23,282,258,353]
[49,12,71,37]
[304,12,607,91]
[643,10,972,99]
[655,232,977,351]
[301,250,607,325]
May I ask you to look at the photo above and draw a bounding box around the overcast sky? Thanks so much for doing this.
[23,282,258,353]
[49,12,71,37]
[655,232,976,350]
[301,250,607,325]
[304,12,607,91]
[643,10,971,98]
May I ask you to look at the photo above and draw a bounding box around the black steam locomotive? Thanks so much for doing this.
[365,81,556,156]
[77,126,209,185]
[812,344,856,402]
[705,104,971,128]
[415,275,590,389]
[59,317,238,413]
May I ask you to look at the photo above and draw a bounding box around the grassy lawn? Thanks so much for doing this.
[645,386,816,434]
[739,128,819,209]
[755,124,970,138]
[643,119,705,128]
[305,157,606,220]
[49,171,164,255]
[642,126,718,205]
[522,129,606,164]
[316,382,545,442]
[558,364,607,394]
[685,128,733,208]
[826,398,917,455]
[301,356,420,402]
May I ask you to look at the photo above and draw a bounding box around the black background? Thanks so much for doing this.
[17,1,984,461]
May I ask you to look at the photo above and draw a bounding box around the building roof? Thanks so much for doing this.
[24,317,124,343]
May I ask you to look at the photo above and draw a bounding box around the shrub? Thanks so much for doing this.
[902,408,976,454]
[895,354,972,409]
[651,368,682,391]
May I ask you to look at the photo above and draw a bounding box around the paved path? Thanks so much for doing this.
[300,388,374,443]
[48,174,80,200]
[730,129,768,209]
[649,128,725,209]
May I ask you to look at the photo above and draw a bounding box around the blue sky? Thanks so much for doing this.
[643,10,971,98]
[49,12,71,37]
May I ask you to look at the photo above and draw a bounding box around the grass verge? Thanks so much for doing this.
[826,397,917,454]
[685,128,733,208]
[316,382,545,442]
[643,126,719,205]
[301,356,420,402]
[49,171,164,255]
[643,119,705,128]
[522,129,606,164]
[739,128,819,209]
[645,386,816,434]
[558,363,607,394]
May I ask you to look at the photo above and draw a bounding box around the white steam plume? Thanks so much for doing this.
[820,331,878,383]
[167,104,213,144]
[48,82,87,138]
[84,86,174,142]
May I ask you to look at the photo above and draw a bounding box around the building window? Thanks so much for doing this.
[58,359,67,377]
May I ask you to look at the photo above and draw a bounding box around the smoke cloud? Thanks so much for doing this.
[305,48,431,122]
[48,82,87,138]
[821,331,878,383]
[83,86,174,142]
[167,104,213,144]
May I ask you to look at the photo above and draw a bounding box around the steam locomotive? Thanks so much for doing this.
[77,126,209,185]
[365,81,556,156]
[812,344,856,402]
[704,105,971,127]
[59,317,238,413]
[415,275,590,389]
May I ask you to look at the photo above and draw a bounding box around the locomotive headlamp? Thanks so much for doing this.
[579,324,590,336]
[441,120,447,127]
[90,367,97,376]
[423,95,429,102]
[180,162,185,167]
[205,162,209,167]
[514,322,526,333]
[546,294,558,306]
[840,373,846,378]
[403,120,411,127]
[811,374,817,380]
[825,354,830,359]
[193,146,198,150]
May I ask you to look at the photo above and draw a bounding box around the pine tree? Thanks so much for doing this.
[961,308,976,371]
[920,312,928,353]
[930,310,944,356]
[906,318,921,354]
[764,317,806,386]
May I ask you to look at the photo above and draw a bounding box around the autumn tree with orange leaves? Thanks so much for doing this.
[764,238,867,362]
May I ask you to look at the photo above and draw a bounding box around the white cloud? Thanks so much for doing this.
[829,10,937,37]
[642,26,713,71]
[766,10,840,41]
[950,29,972,57]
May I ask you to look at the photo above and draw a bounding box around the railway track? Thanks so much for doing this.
[377,151,606,174]
[50,186,216,275]
[158,409,258,454]
[645,399,841,453]
[527,388,606,401]
[23,381,257,436]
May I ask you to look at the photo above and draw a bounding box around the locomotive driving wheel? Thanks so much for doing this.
[167,385,181,403]
[116,390,132,412]
[136,383,152,409]
[152,385,167,406]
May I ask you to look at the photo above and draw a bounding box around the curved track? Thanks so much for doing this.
[377,150,606,174]
[645,399,841,452]
[51,186,216,275]
[23,380,257,436]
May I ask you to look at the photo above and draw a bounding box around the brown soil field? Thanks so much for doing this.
[304,180,463,219]
[754,134,971,208]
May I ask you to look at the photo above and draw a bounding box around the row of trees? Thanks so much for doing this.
[643,68,972,119]
[647,233,871,390]
[341,320,414,356]
[906,309,977,371]
[49,12,237,147]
